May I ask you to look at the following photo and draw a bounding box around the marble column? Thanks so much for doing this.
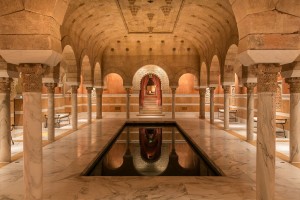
[286,77,300,163]
[244,83,256,141]
[44,83,57,142]
[125,88,131,119]
[86,87,93,124]
[199,88,206,119]
[209,87,215,124]
[256,64,281,200]
[17,64,45,200]
[171,87,176,119]
[96,88,103,119]
[0,77,11,163]
[223,85,230,130]
[71,85,79,130]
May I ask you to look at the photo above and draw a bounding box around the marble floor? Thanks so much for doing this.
[1,113,299,199]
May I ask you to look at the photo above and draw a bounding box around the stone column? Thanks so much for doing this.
[256,64,281,200]
[286,77,300,163]
[244,83,256,141]
[86,87,93,124]
[209,87,215,124]
[0,77,11,163]
[44,83,57,142]
[171,87,176,119]
[17,64,45,200]
[125,88,131,119]
[223,85,230,130]
[71,85,79,130]
[96,88,103,119]
[199,88,206,119]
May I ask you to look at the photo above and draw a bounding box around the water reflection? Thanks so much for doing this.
[87,126,219,176]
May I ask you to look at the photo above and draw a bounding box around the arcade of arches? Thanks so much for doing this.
[0,0,299,199]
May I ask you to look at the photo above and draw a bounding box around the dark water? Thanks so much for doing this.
[83,124,222,176]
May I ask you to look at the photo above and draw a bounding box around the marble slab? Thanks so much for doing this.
[0,118,299,199]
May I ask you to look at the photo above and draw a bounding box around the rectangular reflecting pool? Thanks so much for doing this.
[83,122,223,176]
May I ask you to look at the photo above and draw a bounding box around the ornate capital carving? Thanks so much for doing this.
[17,64,46,92]
[222,85,230,94]
[199,88,206,96]
[209,87,215,93]
[257,64,281,93]
[171,87,176,94]
[0,77,11,93]
[44,83,57,94]
[286,77,300,93]
[71,85,79,94]
[244,83,257,93]
[125,88,131,94]
[86,87,93,94]
[96,88,103,95]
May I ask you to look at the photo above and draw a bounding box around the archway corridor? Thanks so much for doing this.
[0,0,299,199]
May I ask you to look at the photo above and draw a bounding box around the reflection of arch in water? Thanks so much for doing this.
[139,128,162,163]
[100,128,201,176]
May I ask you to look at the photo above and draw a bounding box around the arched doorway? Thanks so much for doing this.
[139,74,163,115]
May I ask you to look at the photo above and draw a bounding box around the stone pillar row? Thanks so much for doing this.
[171,87,176,119]
[244,83,256,141]
[96,88,103,119]
[71,85,79,130]
[209,87,215,124]
[125,88,131,119]
[0,77,11,163]
[199,88,206,119]
[17,64,45,200]
[286,77,300,163]
[44,83,57,142]
[86,87,93,124]
[222,85,230,130]
[256,64,281,200]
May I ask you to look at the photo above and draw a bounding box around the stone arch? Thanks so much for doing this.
[132,65,169,92]
[177,73,199,94]
[200,62,208,88]
[81,55,93,86]
[103,67,130,87]
[103,73,125,94]
[172,68,199,87]
[222,44,239,85]
[61,45,79,85]
[94,62,102,87]
[209,55,220,86]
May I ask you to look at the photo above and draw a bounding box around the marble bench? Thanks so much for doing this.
[44,113,71,128]
[218,108,238,122]
[254,117,288,138]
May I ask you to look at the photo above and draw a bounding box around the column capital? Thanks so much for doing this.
[222,85,231,94]
[17,64,46,92]
[125,87,131,93]
[0,77,11,93]
[286,77,300,93]
[257,64,281,93]
[244,82,257,93]
[44,83,57,93]
[71,85,79,94]
[199,88,206,95]
[86,87,93,94]
[171,87,176,94]
[209,87,215,92]
[96,88,103,94]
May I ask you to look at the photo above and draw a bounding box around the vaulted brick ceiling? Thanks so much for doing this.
[61,0,239,61]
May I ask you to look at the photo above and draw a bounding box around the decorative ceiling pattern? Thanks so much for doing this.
[116,0,184,33]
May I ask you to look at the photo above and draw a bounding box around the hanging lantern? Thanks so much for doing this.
[146,75,156,94]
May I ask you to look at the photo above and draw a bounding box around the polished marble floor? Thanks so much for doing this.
[1,112,299,199]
